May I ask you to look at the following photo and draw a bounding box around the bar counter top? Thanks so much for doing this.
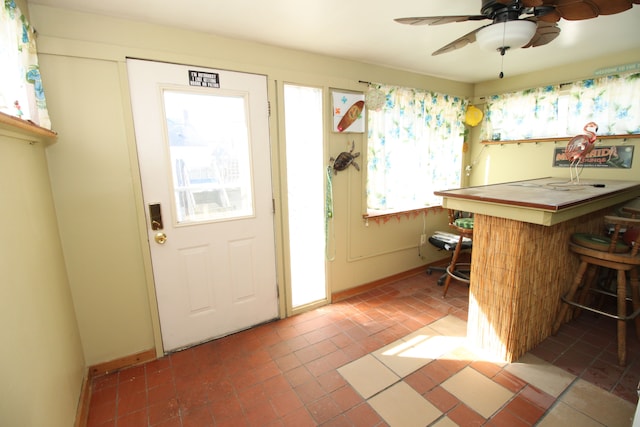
[435,177,640,226]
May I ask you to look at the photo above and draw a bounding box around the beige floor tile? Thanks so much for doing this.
[504,353,575,397]
[405,335,468,361]
[537,402,606,427]
[559,379,635,427]
[368,381,442,427]
[431,416,458,427]
[372,336,434,377]
[398,325,439,345]
[441,366,513,418]
[337,354,400,399]
[428,314,468,337]
[372,328,466,377]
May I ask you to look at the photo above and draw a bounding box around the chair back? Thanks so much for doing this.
[448,210,474,238]
[606,206,640,257]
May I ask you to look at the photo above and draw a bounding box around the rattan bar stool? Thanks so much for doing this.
[442,210,474,298]
[553,207,640,366]
[427,232,472,285]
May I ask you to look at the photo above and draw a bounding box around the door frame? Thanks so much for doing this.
[121,59,287,356]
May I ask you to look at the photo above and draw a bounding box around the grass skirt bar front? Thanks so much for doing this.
[467,211,605,362]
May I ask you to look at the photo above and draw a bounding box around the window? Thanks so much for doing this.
[162,90,254,223]
[283,84,327,309]
[0,1,51,128]
[366,84,468,213]
[482,71,640,141]
[567,72,640,136]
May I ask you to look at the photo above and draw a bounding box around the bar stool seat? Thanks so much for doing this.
[553,207,640,366]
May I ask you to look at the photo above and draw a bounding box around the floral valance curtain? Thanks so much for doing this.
[481,71,640,141]
[567,73,640,136]
[0,1,51,129]
[481,85,560,141]
[367,85,467,211]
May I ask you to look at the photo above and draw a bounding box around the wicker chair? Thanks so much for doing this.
[427,232,472,285]
[553,206,640,366]
[442,210,474,298]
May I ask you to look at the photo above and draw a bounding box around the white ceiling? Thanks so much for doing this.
[29,0,640,83]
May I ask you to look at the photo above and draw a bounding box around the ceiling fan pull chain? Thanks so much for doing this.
[499,22,507,79]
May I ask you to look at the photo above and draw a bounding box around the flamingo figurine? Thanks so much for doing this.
[565,121,598,183]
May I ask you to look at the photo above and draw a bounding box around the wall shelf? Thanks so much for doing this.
[0,111,57,144]
[481,134,640,145]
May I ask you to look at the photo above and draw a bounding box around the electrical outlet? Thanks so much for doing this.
[420,233,426,245]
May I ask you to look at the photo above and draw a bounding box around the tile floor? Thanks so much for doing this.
[86,272,640,426]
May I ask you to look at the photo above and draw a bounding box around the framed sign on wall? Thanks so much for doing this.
[332,90,365,133]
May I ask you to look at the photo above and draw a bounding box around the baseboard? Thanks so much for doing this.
[74,368,91,427]
[75,349,156,427]
[89,348,157,378]
[332,264,430,302]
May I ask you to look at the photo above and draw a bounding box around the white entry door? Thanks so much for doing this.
[127,59,278,352]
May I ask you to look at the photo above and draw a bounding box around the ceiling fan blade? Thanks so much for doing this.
[537,5,562,22]
[431,26,487,56]
[537,0,637,21]
[590,0,634,15]
[552,0,600,20]
[394,15,488,26]
[495,0,544,5]
[522,21,561,47]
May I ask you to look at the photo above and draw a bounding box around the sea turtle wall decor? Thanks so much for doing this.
[330,141,360,174]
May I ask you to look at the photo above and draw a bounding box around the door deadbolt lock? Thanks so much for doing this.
[154,232,167,244]
[149,203,163,230]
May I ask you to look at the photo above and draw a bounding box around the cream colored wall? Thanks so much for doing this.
[29,4,472,364]
[41,56,156,364]
[30,3,638,369]
[0,130,84,426]
[467,49,640,186]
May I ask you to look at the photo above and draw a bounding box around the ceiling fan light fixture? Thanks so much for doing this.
[476,20,537,52]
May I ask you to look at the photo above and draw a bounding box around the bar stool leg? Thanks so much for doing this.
[553,259,589,334]
[630,268,640,342]
[574,264,598,319]
[442,235,463,298]
[616,269,627,366]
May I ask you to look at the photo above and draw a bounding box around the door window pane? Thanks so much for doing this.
[163,90,254,224]
[284,84,327,308]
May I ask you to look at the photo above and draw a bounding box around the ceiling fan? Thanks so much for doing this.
[395,0,639,57]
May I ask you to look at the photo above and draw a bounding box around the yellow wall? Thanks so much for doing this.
[29,4,472,366]
[467,49,640,186]
[0,128,85,426]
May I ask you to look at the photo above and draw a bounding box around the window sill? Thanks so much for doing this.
[481,133,640,145]
[363,206,443,224]
[0,111,57,144]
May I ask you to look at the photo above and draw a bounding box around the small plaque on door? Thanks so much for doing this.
[188,70,220,88]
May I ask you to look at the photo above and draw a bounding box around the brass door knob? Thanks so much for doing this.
[154,232,167,244]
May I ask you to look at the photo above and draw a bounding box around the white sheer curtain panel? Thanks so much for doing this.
[0,2,51,128]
